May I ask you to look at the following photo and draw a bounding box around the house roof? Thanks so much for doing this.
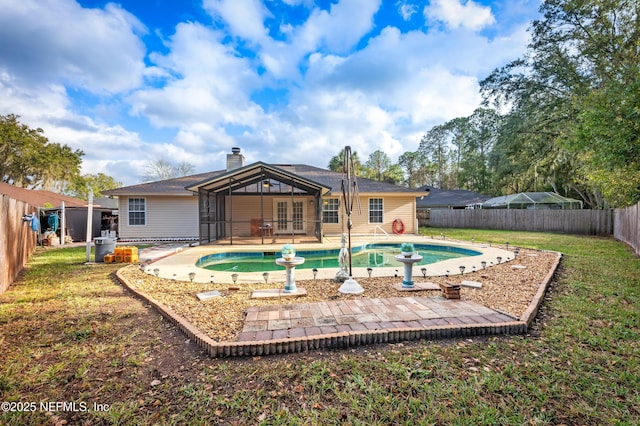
[0,182,89,208]
[416,185,490,209]
[104,163,426,197]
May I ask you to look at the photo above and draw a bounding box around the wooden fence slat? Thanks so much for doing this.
[1,194,37,295]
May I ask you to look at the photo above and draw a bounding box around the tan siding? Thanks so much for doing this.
[118,196,199,239]
[323,194,417,235]
[225,195,315,236]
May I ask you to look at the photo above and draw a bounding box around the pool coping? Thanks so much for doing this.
[115,248,562,358]
[140,235,518,284]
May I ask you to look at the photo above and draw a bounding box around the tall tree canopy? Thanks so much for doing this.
[0,114,83,189]
[143,158,195,182]
[481,0,640,207]
[69,173,122,200]
[327,149,365,177]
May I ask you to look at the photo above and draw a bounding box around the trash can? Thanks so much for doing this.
[94,237,117,262]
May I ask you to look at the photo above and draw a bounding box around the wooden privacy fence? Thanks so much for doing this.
[0,195,38,295]
[427,209,614,236]
[614,202,640,256]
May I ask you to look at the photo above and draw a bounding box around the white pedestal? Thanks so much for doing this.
[276,257,305,293]
[394,254,423,289]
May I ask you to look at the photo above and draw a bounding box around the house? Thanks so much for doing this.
[103,148,427,244]
[416,186,491,210]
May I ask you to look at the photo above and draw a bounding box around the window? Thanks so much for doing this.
[128,198,146,226]
[322,198,339,224]
[369,198,383,223]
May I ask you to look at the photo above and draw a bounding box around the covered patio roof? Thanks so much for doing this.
[187,162,331,245]
[185,162,331,195]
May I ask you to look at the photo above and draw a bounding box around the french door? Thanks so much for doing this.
[274,198,306,234]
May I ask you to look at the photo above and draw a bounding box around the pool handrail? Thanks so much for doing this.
[374,225,389,241]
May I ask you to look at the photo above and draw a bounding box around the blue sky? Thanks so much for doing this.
[0,0,541,186]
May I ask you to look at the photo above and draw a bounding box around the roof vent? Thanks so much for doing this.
[227,147,245,171]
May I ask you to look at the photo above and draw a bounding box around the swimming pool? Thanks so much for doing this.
[196,243,481,273]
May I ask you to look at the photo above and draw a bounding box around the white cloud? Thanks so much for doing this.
[128,22,264,129]
[0,0,538,186]
[0,0,147,94]
[424,0,496,31]
[202,0,271,43]
[397,2,418,21]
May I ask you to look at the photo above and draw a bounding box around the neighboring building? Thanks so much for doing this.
[0,182,117,241]
[416,186,491,210]
[481,192,583,210]
[104,148,427,244]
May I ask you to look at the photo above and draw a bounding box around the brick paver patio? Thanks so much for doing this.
[237,296,517,342]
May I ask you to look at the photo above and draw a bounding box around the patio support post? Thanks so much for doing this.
[229,176,233,245]
[290,175,295,243]
[260,166,265,245]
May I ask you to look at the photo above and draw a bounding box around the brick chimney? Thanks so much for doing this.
[226,147,245,171]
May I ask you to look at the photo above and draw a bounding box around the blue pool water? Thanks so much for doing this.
[197,243,481,273]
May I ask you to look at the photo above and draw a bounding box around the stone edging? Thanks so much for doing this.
[519,251,562,327]
[115,250,562,358]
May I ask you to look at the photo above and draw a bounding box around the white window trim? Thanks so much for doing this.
[368,197,384,224]
[128,197,147,226]
[322,198,340,224]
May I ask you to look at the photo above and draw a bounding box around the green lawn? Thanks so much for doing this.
[1,229,638,425]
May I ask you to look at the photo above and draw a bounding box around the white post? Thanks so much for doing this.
[86,189,93,262]
[60,201,66,245]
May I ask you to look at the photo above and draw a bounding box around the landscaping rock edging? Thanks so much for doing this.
[115,251,561,358]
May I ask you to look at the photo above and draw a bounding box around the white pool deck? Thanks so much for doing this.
[139,235,516,285]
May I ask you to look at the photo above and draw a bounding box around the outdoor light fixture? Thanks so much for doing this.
[263,272,269,284]
[153,268,160,276]
[459,265,465,275]
[188,272,196,283]
[367,267,373,278]
[172,273,177,280]
[497,256,502,264]
[210,275,215,284]
[488,241,492,247]
[471,238,475,244]
[312,268,318,280]
[472,266,476,273]
[421,267,427,278]
[514,247,520,257]
[446,270,450,277]
[231,273,238,284]
[394,269,398,278]
[505,242,509,250]
[481,261,486,269]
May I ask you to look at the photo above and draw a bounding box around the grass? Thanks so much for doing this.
[1,229,639,425]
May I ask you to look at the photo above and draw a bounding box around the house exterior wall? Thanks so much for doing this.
[118,195,199,240]
[224,195,317,237]
[323,194,417,236]
[116,193,417,240]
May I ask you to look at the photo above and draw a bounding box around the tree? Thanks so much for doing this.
[364,150,391,182]
[327,149,365,177]
[144,158,195,182]
[0,114,83,189]
[481,0,640,206]
[69,173,122,200]
[398,150,432,188]
[418,125,450,189]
